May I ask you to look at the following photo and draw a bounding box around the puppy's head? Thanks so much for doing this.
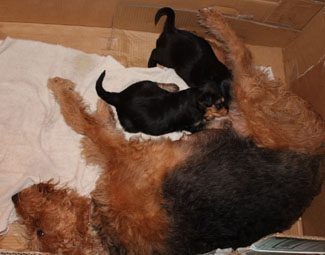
[197,80,232,111]
[12,181,95,255]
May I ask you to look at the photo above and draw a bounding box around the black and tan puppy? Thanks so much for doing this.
[96,71,226,135]
[148,7,232,110]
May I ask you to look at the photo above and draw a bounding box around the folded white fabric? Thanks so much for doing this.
[0,37,188,234]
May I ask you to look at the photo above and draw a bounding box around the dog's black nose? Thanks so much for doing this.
[11,193,19,205]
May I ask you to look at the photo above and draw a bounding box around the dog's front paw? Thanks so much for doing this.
[47,77,76,93]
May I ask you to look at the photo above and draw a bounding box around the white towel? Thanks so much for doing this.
[0,37,188,234]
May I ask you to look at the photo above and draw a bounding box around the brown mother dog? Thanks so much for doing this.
[12,9,324,255]
[13,75,323,255]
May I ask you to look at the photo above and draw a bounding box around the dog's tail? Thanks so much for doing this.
[198,8,253,75]
[96,70,120,106]
[155,7,176,32]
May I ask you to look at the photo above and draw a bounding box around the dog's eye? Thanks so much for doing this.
[36,229,45,238]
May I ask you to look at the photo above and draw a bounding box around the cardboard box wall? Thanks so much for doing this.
[0,0,324,250]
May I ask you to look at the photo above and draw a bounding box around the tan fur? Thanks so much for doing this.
[15,12,325,254]
[15,77,221,255]
[46,77,210,254]
[14,181,107,255]
[198,8,325,154]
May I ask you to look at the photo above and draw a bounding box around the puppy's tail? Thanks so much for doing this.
[96,70,120,106]
[198,8,253,75]
[155,7,176,32]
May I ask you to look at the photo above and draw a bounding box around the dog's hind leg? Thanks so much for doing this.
[198,8,325,154]
[198,8,253,75]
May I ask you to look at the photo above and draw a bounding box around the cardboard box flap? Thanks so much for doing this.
[0,0,323,32]
[0,0,117,27]
[301,185,325,237]
[114,0,323,31]
[266,0,324,30]
[119,0,279,23]
[112,3,238,33]
[291,57,325,119]
[2,0,324,48]
[112,3,299,47]
[284,7,325,83]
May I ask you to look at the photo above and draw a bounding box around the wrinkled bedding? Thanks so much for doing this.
[0,37,188,234]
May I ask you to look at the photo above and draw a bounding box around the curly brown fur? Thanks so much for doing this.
[13,77,324,255]
[198,8,325,154]
[12,181,108,255]
[46,77,196,254]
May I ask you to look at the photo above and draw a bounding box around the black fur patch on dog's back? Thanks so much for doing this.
[163,129,323,254]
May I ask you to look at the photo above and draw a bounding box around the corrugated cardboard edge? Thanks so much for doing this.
[283,7,325,235]
[1,0,323,31]
[284,6,325,84]
[0,250,49,255]
[112,3,300,47]
[291,57,325,119]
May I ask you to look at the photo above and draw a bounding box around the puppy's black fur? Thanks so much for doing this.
[148,7,232,110]
[163,129,324,254]
[96,71,224,135]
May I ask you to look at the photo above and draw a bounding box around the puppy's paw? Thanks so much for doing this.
[204,106,228,120]
[47,77,76,93]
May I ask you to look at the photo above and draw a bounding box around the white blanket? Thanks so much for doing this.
[0,37,188,234]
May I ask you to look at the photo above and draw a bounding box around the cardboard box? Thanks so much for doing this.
[0,0,324,252]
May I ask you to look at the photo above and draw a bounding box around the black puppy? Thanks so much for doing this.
[148,7,232,110]
[96,71,226,136]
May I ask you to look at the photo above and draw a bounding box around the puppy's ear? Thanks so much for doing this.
[198,93,214,109]
[220,79,231,95]
[219,79,232,109]
[197,83,218,109]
